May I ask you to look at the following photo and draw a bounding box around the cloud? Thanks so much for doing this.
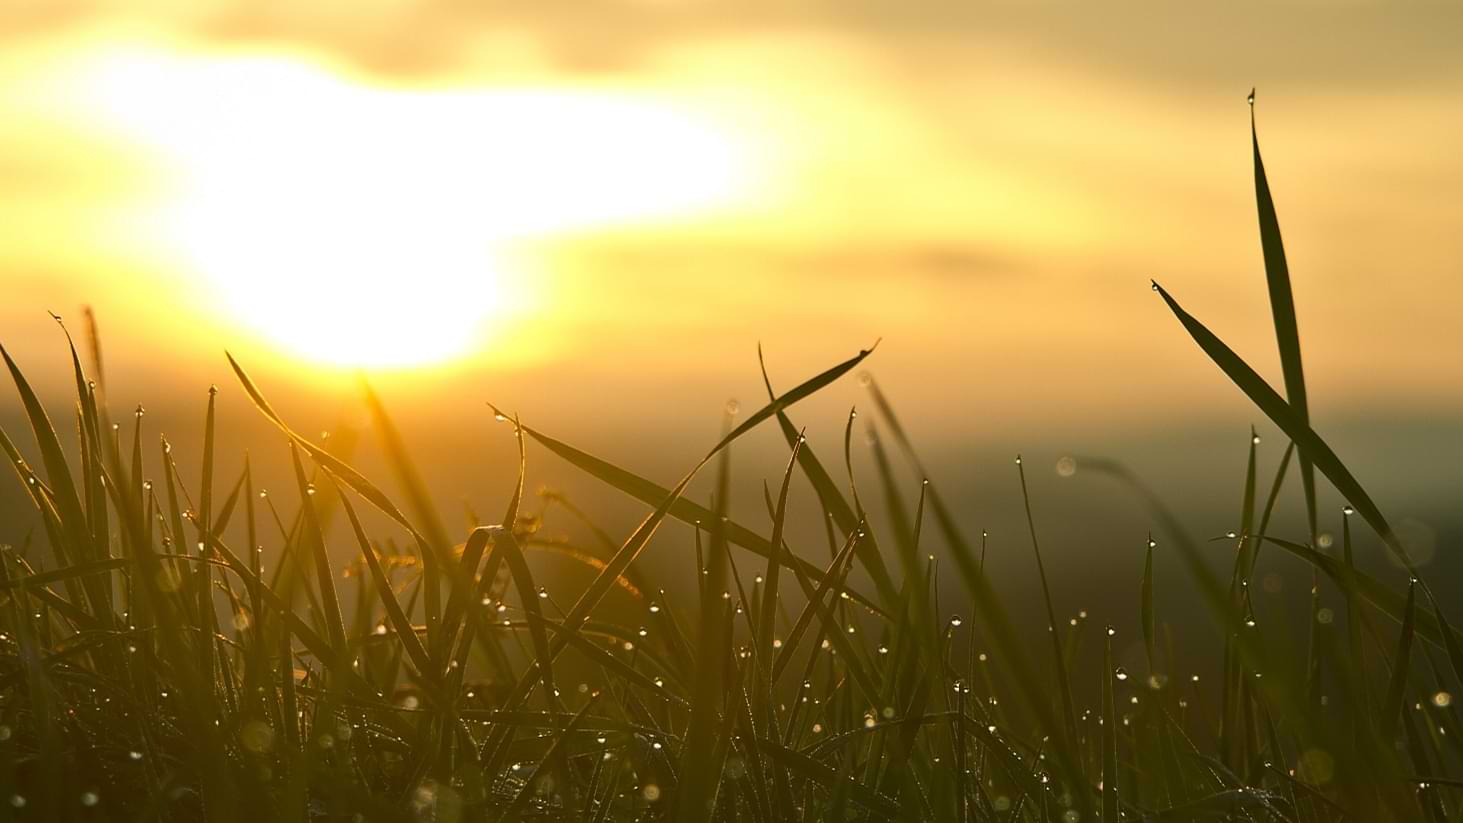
[4,1,1461,92]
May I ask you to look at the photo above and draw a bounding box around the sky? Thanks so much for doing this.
[2,2,1461,606]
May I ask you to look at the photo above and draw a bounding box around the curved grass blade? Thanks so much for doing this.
[1251,92,1318,544]
[441,413,526,665]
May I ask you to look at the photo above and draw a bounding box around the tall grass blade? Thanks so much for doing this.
[675,440,734,823]
[1382,580,1417,739]
[1142,535,1156,675]
[1016,456,1080,754]
[1250,92,1318,544]
[1101,627,1119,823]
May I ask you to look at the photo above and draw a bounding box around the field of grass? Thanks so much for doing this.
[0,102,1457,822]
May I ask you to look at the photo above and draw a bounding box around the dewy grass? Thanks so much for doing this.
[0,99,1456,822]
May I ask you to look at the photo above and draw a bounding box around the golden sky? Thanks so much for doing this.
[3,1,1462,441]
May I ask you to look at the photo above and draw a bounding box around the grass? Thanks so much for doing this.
[0,97,1457,822]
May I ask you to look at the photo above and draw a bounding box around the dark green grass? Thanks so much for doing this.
[0,96,1457,821]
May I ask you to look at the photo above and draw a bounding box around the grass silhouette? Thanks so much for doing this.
[0,96,1452,821]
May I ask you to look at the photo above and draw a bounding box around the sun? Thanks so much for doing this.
[72,46,759,367]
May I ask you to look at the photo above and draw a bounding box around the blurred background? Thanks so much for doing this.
[2,1,1461,673]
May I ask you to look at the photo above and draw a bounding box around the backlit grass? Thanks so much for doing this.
[0,98,1455,822]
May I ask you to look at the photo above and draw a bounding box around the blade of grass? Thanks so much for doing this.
[757,433,803,718]
[1382,580,1417,740]
[291,443,347,657]
[1016,456,1080,754]
[1102,627,1119,823]
[673,432,734,823]
[1141,535,1156,676]
[339,492,437,692]
[1250,92,1318,545]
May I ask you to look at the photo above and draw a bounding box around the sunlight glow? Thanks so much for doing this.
[69,47,759,367]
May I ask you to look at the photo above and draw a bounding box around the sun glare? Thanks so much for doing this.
[66,46,759,367]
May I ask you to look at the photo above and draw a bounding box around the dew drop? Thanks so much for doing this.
[1114,667,1128,681]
